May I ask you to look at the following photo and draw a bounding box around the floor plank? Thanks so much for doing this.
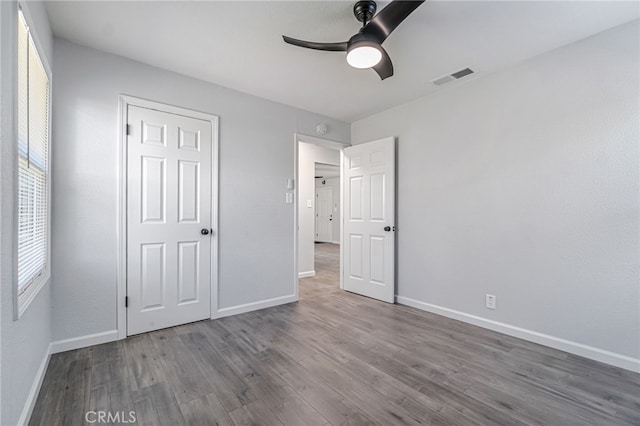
[30,243,640,425]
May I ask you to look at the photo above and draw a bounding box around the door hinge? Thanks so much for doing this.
[126,124,132,136]
[125,296,129,308]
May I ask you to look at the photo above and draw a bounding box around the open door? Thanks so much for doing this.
[342,137,395,303]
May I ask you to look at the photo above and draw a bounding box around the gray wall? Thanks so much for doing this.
[51,39,350,342]
[0,1,53,424]
[352,21,640,362]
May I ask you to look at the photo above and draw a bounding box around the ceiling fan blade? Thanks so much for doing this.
[282,36,348,52]
[363,0,425,44]
[372,46,393,80]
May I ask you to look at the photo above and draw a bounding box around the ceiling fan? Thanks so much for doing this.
[282,0,425,80]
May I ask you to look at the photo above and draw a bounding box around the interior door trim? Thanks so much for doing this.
[117,95,219,339]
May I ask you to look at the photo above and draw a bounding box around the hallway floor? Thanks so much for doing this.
[299,242,340,300]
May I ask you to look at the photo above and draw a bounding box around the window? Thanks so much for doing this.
[16,8,50,317]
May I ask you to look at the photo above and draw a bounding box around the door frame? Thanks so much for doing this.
[293,133,348,298]
[117,95,219,339]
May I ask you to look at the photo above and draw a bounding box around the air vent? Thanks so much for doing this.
[432,67,475,86]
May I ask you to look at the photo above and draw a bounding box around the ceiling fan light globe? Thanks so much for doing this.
[346,45,382,69]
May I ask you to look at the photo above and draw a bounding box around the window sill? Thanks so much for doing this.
[15,270,49,320]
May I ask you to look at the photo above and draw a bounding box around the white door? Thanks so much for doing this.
[127,105,213,335]
[315,187,333,242]
[342,137,395,303]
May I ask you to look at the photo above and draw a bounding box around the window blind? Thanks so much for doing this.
[17,10,50,295]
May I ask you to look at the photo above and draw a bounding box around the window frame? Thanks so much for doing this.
[14,3,52,319]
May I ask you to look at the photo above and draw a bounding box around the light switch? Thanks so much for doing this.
[287,178,294,190]
[307,200,312,208]
[285,192,293,204]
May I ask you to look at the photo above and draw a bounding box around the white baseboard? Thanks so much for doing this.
[396,296,640,374]
[50,329,119,354]
[331,241,340,245]
[298,270,316,278]
[17,343,52,426]
[213,294,297,319]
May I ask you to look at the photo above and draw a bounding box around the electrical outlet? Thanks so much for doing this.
[485,294,496,310]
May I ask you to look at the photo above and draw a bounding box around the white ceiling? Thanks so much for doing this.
[45,1,639,122]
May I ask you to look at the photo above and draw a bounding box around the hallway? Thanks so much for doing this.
[299,243,340,300]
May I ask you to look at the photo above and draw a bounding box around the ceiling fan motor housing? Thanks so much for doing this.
[348,32,379,50]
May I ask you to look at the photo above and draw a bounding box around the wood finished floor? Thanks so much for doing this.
[299,243,340,301]
[31,243,639,425]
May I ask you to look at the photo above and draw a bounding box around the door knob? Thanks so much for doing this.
[201,228,210,235]
[384,226,391,232]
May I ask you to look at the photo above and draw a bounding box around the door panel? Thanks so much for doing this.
[370,173,385,221]
[177,241,199,304]
[127,105,212,335]
[142,122,166,146]
[349,177,363,220]
[140,243,165,310]
[342,137,395,303]
[141,156,166,223]
[349,234,363,279]
[370,235,385,284]
[179,127,200,151]
[178,160,199,223]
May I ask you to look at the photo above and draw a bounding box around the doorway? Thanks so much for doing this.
[294,134,396,304]
[315,164,340,244]
[296,135,344,300]
[304,163,341,299]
